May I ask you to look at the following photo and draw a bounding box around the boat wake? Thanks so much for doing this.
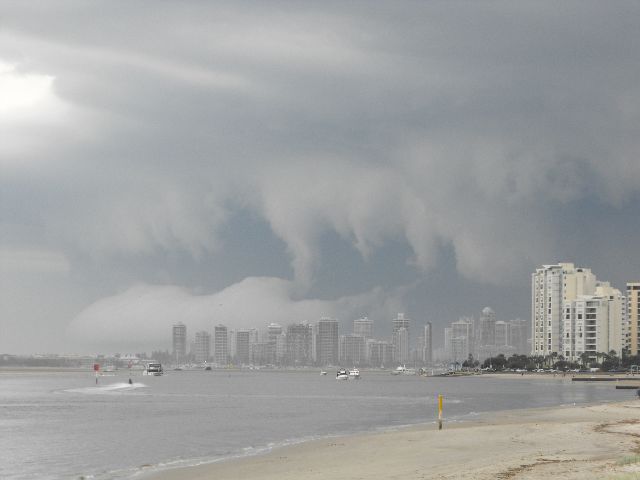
[63,382,147,395]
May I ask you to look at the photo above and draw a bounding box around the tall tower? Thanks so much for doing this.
[316,318,339,366]
[531,263,596,356]
[627,282,640,355]
[422,322,432,365]
[235,330,251,365]
[214,324,228,366]
[392,313,410,363]
[172,323,187,364]
[477,307,496,359]
[194,330,211,364]
[353,316,373,339]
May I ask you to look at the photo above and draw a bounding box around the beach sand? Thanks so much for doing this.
[145,399,640,480]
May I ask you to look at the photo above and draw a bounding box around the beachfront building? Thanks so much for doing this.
[194,330,211,364]
[285,323,313,366]
[172,322,187,364]
[353,316,373,339]
[214,324,228,366]
[418,322,433,365]
[392,327,410,364]
[235,330,251,365]
[340,334,366,366]
[628,283,640,356]
[562,283,625,363]
[392,313,410,364]
[367,340,395,368]
[508,318,529,354]
[531,263,597,357]
[476,307,496,359]
[316,317,339,366]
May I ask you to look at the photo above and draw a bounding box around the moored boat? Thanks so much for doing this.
[336,368,349,380]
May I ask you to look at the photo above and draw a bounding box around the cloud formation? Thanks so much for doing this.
[1,2,639,352]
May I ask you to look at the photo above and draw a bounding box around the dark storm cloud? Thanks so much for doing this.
[1,1,639,352]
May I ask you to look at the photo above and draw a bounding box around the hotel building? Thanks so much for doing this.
[628,282,640,355]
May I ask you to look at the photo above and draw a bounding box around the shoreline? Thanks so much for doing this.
[141,399,640,480]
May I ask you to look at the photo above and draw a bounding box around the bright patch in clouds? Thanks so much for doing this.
[0,60,57,115]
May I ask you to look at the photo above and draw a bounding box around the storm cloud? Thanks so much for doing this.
[1,2,639,353]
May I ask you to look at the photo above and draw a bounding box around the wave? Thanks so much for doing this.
[63,382,147,395]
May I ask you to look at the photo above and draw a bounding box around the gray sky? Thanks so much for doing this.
[1,1,639,354]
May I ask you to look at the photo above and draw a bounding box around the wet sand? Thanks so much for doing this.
[144,400,640,480]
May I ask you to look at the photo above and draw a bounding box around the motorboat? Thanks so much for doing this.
[320,370,328,375]
[336,368,349,380]
[143,362,163,376]
[391,365,407,375]
[348,368,360,379]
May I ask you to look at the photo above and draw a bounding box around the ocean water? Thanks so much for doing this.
[0,369,630,479]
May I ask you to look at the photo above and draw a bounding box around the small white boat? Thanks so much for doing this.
[348,368,360,379]
[143,362,163,376]
[336,368,349,380]
[320,370,327,375]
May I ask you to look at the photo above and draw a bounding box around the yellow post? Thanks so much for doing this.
[438,394,443,430]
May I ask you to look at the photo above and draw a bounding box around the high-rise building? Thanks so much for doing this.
[477,307,496,358]
[449,318,472,362]
[340,334,365,366]
[172,323,187,363]
[392,313,410,363]
[494,321,510,348]
[214,324,228,365]
[562,282,624,363]
[531,263,597,356]
[421,322,432,365]
[367,340,394,367]
[508,318,528,354]
[353,317,373,339]
[267,323,283,365]
[628,282,640,355]
[235,330,251,365]
[285,323,313,366]
[393,327,409,364]
[194,330,211,364]
[316,318,339,366]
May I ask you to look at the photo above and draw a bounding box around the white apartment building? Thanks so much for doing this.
[194,330,211,364]
[628,283,640,356]
[562,283,624,363]
[531,263,597,356]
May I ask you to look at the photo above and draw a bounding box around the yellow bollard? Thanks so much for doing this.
[438,394,443,430]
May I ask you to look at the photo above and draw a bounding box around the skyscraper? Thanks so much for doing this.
[477,307,496,359]
[285,323,313,366]
[531,263,597,356]
[214,324,228,365]
[353,316,373,339]
[235,330,251,365]
[316,317,339,366]
[172,323,187,363]
[628,282,640,355]
[392,313,410,363]
[340,334,365,366]
[421,322,432,365]
[194,330,211,364]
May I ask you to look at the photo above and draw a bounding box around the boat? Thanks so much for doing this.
[336,368,349,380]
[391,365,407,375]
[320,370,327,375]
[348,368,360,379]
[143,362,163,376]
[204,365,212,371]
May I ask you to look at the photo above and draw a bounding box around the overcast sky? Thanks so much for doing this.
[1,1,639,354]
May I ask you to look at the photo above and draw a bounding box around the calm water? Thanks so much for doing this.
[0,369,630,479]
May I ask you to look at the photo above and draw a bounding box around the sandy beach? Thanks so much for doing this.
[145,399,640,480]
